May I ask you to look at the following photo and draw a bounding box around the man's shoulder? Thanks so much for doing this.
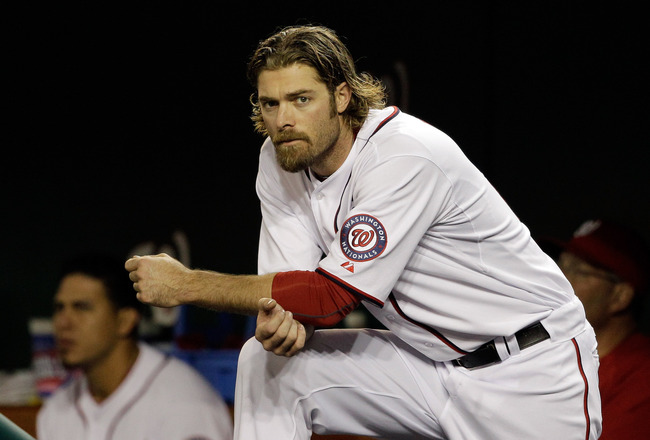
[606,331,650,365]
[145,351,224,401]
[625,331,650,357]
[139,343,204,380]
[363,107,435,132]
[357,107,460,164]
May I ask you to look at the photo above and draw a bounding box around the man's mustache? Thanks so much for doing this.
[273,131,309,144]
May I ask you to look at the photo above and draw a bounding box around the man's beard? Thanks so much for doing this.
[272,132,314,172]
[272,118,341,173]
[274,132,343,173]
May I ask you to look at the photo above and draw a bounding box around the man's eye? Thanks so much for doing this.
[296,97,309,104]
[74,302,93,311]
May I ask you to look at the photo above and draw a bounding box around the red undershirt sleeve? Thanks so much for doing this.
[271,270,362,327]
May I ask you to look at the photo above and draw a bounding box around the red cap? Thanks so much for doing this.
[555,219,650,293]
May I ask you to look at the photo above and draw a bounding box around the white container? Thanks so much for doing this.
[28,317,67,399]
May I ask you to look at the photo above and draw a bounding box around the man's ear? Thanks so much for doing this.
[609,282,635,314]
[335,82,352,114]
[117,307,140,338]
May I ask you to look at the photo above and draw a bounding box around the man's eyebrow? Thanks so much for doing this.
[286,89,314,98]
[53,299,93,307]
[258,89,315,102]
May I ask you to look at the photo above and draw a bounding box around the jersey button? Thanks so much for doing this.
[387,315,395,320]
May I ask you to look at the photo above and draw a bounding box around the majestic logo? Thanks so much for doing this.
[340,214,387,262]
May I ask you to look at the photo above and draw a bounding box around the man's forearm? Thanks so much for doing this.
[186,270,276,315]
[125,254,275,315]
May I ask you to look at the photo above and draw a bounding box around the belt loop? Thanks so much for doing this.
[452,321,550,369]
[504,334,521,356]
[494,337,511,362]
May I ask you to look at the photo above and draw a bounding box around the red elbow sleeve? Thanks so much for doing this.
[271,271,361,327]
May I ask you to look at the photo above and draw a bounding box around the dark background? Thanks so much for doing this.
[3,1,649,369]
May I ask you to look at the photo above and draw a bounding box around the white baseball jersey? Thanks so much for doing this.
[36,343,233,440]
[244,106,601,440]
[257,106,583,361]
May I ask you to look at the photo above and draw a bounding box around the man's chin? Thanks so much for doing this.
[60,359,78,369]
[58,354,83,370]
[279,163,308,173]
[274,142,313,172]
[276,155,310,173]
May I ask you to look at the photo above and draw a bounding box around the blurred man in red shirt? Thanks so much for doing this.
[552,219,650,440]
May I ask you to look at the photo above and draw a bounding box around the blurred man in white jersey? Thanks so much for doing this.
[38,253,232,440]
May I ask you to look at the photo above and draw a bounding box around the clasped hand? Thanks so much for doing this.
[125,253,188,308]
[255,298,314,357]
[125,254,312,357]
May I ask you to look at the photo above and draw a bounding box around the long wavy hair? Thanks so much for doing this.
[246,25,386,135]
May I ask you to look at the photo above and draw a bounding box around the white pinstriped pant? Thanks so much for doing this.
[233,326,601,440]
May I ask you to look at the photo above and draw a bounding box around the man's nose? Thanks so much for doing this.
[276,102,295,129]
[53,309,73,330]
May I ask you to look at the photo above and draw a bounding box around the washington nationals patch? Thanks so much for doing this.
[340,214,387,261]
